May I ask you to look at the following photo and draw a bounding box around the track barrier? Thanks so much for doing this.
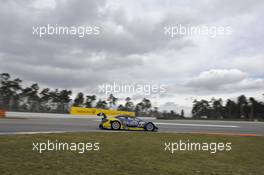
[70,107,135,117]
[0,109,6,118]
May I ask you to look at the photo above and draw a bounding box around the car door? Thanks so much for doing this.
[126,117,139,127]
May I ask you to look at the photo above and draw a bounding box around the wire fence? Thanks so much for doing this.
[0,97,70,113]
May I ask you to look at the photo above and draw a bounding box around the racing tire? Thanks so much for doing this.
[111,121,121,130]
[144,122,155,131]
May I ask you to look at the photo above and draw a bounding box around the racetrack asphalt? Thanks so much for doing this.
[0,116,263,136]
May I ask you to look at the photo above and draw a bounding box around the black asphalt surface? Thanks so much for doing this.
[0,117,263,135]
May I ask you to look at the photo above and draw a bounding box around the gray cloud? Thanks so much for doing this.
[0,0,263,107]
[187,69,264,93]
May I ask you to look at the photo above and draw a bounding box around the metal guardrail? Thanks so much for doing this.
[4,111,156,120]
[6,112,96,119]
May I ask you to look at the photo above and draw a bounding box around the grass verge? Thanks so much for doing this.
[0,132,263,175]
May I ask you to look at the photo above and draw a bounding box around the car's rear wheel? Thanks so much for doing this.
[111,121,121,130]
[145,123,155,131]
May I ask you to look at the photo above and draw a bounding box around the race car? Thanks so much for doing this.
[97,113,158,131]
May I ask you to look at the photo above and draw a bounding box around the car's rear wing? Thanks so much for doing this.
[97,112,107,118]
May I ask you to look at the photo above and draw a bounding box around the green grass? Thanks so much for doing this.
[0,132,263,175]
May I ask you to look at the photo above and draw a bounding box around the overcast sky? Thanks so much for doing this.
[0,0,264,113]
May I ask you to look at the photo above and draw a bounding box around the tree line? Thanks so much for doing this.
[1,73,263,120]
[192,95,264,120]
[0,73,72,113]
[0,73,155,115]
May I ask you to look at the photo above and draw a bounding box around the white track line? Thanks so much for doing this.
[0,130,126,135]
[155,122,239,128]
[0,131,69,135]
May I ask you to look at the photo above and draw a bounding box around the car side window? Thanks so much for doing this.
[119,117,127,122]
[135,118,141,122]
[128,117,134,121]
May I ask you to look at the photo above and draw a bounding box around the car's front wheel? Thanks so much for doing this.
[145,123,155,131]
[111,121,121,130]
